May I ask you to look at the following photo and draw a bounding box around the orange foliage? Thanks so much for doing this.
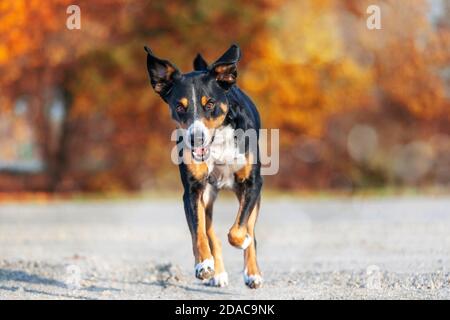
[242,0,371,141]
[0,0,448,192]
[349,0,450,121]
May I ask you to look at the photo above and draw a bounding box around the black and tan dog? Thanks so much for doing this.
[145,44,263,288]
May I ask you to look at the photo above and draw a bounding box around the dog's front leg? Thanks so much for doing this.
[183,186,215,281]
[243,197,263,288]
[228,174,263,249]
[230,170,263,289]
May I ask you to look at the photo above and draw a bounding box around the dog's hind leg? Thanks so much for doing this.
[203,185,228,287]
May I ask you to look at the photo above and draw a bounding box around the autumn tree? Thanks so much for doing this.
[0,0,125,190]
[0,0,448,192]
[240,0,371,188]
[0,0,280,191]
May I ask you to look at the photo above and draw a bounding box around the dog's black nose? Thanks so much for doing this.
[189,128,205,148]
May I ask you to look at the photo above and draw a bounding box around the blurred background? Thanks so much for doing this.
[0,0,449,195]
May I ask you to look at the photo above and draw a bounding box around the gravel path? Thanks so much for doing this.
[0,196,449,299]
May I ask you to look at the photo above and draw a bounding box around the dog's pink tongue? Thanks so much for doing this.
[194,147,205,155]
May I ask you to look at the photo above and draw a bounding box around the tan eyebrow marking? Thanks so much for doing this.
[219,102,228,113]
[201,96,209,106]
[179,98,189,108]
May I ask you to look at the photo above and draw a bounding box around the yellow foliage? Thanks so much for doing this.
[242,0,371,140]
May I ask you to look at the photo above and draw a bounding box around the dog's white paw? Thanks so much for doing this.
[206,272,229,287]
[244,269,263,289]
[195,258,215,280]
[239,234,252,250]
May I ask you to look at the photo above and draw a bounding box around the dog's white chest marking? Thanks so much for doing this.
[210,164,235,189]
[205,125,246,189]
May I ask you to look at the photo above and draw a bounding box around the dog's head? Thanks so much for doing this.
[145,44,240,161]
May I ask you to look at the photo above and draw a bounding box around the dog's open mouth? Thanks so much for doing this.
[192,146,210,162]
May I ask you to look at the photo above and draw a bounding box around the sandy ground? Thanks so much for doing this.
[0,196,449,300]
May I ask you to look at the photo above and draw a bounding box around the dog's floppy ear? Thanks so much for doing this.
[193,53,208,71]
[145,46,180,98]
[209,44,241,90]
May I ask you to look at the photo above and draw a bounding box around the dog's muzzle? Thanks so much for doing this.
[187,121,213,162]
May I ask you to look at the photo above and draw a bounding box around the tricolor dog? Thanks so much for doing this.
[145,44,263,288]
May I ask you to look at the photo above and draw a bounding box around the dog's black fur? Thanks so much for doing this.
[145,44,263,288]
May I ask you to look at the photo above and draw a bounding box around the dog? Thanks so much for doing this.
[145,44,263,289]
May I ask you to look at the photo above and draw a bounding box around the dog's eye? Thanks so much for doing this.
[175,103,186,113]
[205,100,215,110]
